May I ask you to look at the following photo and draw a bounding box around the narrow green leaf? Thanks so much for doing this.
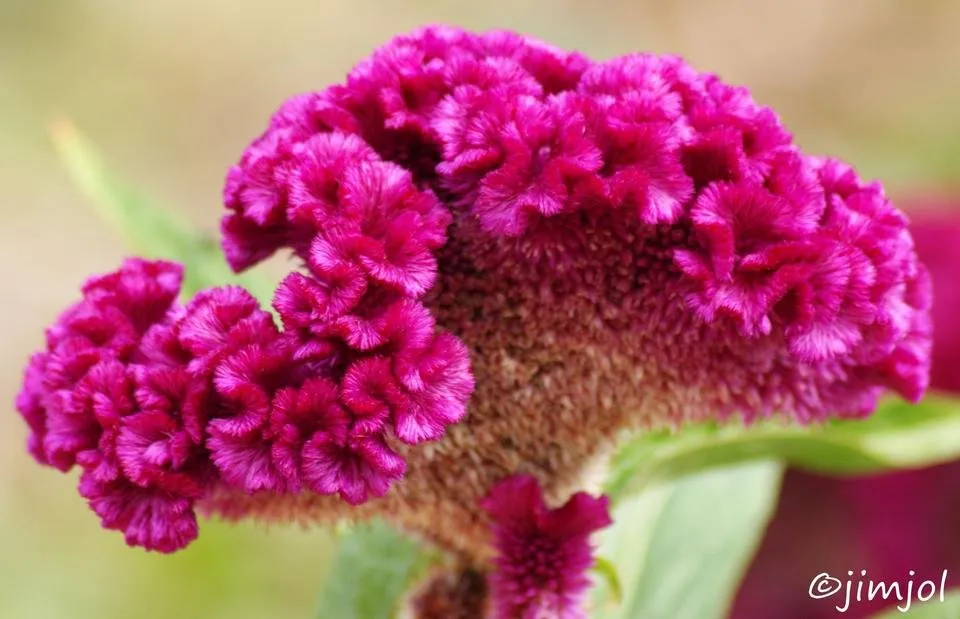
[49,119,274,302]
[592,460,784,619]
[316,520,435,619]
[591,556,624,607]
[605,394,960,502]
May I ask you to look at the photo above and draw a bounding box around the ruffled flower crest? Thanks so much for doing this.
[16,26,930,586]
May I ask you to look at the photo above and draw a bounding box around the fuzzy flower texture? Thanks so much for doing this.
[17,26,930,617]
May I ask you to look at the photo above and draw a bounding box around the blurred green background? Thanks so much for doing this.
[2,1,959,617]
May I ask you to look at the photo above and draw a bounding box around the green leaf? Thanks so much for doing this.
[605,394,960,502]
[871,588,960,618]
[49,119,274,302]
[591,556,624,607]
[592,460,783,619]
[315,520,435,619]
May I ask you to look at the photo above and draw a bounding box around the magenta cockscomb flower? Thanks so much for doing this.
[481,475,612,618]
[209,26,929,557]
[16,25,932,613]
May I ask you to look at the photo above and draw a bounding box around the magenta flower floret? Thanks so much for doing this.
[218,150,473,499]
[15,259,206,552]
[21,258,183,471]
[482,475,612,619]
[15,252,472,550]
[221,27,591,267]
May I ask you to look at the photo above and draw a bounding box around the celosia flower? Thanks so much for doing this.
[481,475,612,618]
[15,26,931,607]
[734,203,960,619]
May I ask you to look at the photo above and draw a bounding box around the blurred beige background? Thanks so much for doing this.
[2,1,959,617]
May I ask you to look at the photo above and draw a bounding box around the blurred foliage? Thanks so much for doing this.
[605,395,960,501]
[50,119,275,303]
[592,461,783,619]
[315,521,439,618]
